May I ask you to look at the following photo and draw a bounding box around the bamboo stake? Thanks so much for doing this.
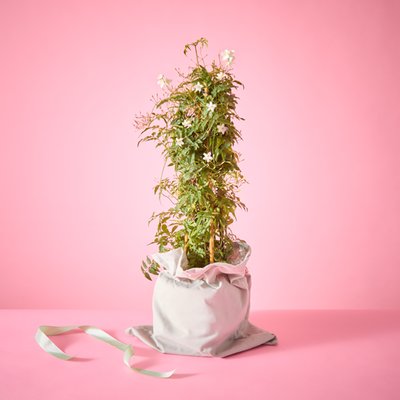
[208,175,215,264]
[209,219,215,263]
[184,233,188,253]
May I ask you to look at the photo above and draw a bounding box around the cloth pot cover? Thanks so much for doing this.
[126,241,277,357]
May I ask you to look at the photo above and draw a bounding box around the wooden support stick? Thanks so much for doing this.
[209,219,215,263]
[184,233,188,253]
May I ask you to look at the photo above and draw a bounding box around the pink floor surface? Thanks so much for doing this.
[0,309,399,400]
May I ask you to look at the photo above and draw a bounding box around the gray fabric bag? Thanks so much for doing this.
[126,241,277,357]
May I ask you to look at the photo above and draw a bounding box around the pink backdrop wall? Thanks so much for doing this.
[1,0,399,310]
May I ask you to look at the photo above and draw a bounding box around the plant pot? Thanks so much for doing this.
[126,241,277,357]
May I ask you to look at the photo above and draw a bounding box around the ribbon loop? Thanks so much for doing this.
[35,325,175,379]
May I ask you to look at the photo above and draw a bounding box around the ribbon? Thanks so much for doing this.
[35,325,175,379]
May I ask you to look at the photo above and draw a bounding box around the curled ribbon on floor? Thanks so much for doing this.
[34,325,175,379]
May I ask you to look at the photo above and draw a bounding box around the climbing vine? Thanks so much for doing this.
[134,38,248,279]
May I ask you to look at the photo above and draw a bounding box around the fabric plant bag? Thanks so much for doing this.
[126,241,278,357]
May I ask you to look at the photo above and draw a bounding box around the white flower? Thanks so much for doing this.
[221,49,235,65]
[157,74,171,88]
[206,101,216,113]
[217,124,228,135]
[182,119,192,128]
[186,107,195,117]
[216,71,227,80]
[175,137,184,146]
[203,152,213,163]
[193,82,203,92]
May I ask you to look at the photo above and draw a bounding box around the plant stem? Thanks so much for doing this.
[209,219,215,263]
[184,233,188,253]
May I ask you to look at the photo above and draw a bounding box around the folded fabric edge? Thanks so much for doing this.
[125,325,162,353]
[125,324,278,358]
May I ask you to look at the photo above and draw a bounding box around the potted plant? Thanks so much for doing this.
[126,38,277,357]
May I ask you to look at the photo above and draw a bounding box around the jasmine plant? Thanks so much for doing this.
[134,38,248,279]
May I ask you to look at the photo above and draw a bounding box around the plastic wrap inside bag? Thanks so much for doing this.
[125,241,277,357]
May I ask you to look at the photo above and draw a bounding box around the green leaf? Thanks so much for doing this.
[162,224,169,235]
[143,271,152,281]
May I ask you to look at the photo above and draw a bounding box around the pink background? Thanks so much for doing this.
[1,0,399,310]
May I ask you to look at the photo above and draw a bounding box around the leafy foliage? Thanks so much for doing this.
[134,38,248,279]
